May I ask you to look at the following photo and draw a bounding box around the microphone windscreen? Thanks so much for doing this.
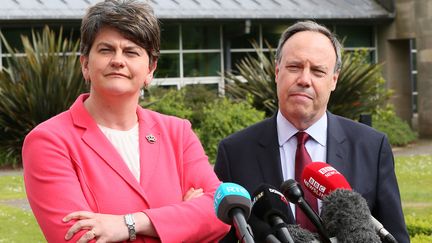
[301,162,351,199]
[321,189,381,243]
[251,183,290,223]
[214,182,251,224]
[286,224,319,243]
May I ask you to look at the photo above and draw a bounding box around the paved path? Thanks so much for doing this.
[1,139,431,212]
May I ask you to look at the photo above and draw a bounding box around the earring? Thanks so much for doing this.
[140,88,145,100]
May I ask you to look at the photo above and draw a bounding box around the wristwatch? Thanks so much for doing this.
[124,214,137,241]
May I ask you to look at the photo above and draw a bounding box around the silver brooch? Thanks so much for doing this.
[145,134,157,144]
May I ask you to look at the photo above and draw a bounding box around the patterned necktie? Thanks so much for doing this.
[295,131,318,232]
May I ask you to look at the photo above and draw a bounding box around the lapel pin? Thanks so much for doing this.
[146,134,157,144]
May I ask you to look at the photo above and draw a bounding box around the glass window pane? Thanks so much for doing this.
[1,28,34,51]
[182,24,220,49]
[335,25,373,47]
[155,53,179,78]
[262,23,292,48]
[230,51,258,73]
[160,22,179,50]
[184,53,220,77]
[225,22,259,49]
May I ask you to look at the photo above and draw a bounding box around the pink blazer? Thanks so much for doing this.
[23,94,229,242]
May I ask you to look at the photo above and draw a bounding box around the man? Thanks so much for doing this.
[215,20,409,243]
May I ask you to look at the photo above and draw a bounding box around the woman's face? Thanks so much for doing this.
[80,26,156,99]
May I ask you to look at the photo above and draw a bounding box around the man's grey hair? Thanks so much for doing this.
[275,20,343,73]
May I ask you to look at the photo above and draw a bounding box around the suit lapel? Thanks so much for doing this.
[256,115,284,188]
[326,112,350,178]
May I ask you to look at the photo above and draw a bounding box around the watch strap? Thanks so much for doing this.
[124,214,136,241]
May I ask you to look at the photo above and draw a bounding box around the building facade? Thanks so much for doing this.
[0,0,430,137]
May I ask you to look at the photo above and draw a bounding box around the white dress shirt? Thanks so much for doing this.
[277,110,328,217]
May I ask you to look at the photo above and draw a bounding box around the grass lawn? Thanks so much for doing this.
[0,176,44,242]
[396,155,432,242]
[0,155,431,242]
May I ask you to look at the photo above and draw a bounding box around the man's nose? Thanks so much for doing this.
[297,69,312,86]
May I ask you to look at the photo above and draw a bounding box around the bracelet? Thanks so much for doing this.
[124,214,136,241]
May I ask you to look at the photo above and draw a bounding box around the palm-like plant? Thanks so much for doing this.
[224,43,391,120]
[328,50,391,119]
[224,41,277,116]
[0,26,85,167]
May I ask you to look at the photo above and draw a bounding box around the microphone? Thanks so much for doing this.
[248,213,282,243]
[321,189,382,243]
[301,162,397,243]
[251,184,295,243]
[214,182,255,243]
[285,224,321,243]
[280,179,331,243]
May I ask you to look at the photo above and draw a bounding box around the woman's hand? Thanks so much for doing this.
[183,187,204,201]
[63,211,128,243]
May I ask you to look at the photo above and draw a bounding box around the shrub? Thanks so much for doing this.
[196,97,265,163]
[372,105,417,146]
[405,214,432,238]
[329,50,391,120]
[0,26,85,167]
[142,88,194,121]
[224,41,277,116]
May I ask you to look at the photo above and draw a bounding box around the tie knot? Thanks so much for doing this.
[296,131,309,145]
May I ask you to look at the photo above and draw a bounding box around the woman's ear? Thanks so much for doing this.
[144,60,158,86]
[80,55,90,81]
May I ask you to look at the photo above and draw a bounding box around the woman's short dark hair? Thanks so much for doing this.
[80,0,160,65]
[275,20,342,73]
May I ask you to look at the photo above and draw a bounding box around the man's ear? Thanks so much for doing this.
[275,62,280,84]
[330,71,339,91]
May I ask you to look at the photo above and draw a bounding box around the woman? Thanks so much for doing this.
[22,0,229,242]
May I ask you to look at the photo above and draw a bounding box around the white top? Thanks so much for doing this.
[277,110,327,216]
[98,123,140,181]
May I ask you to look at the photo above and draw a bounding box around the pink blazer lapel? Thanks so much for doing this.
[137,108,161,191]
[70,94,148,200]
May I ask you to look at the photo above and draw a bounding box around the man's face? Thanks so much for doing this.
[275,31,339,129]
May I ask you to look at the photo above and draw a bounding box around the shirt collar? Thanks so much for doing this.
[276,110,327,147]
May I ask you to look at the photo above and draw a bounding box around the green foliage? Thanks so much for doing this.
[224,41,277,116]
[196,97,265,163]
[329,50,392,119]
[143,88,194,121]
[396,155,432,240]
[142,84,219,129]
[0,26,85,167]
[405,215,432,237]
[143,87,264,163]
[372,105,417,146]
[410,233,432,243]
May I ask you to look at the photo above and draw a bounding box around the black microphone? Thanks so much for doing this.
[251,184,295,243]
[248,213,282,243]
[214,182,255,243]
[280,179,331,243]
[320,189,382,243]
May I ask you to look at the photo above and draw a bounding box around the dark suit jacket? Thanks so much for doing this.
[214,111,410,243]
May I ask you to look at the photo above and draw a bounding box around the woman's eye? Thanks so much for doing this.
[99,48,111,53]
